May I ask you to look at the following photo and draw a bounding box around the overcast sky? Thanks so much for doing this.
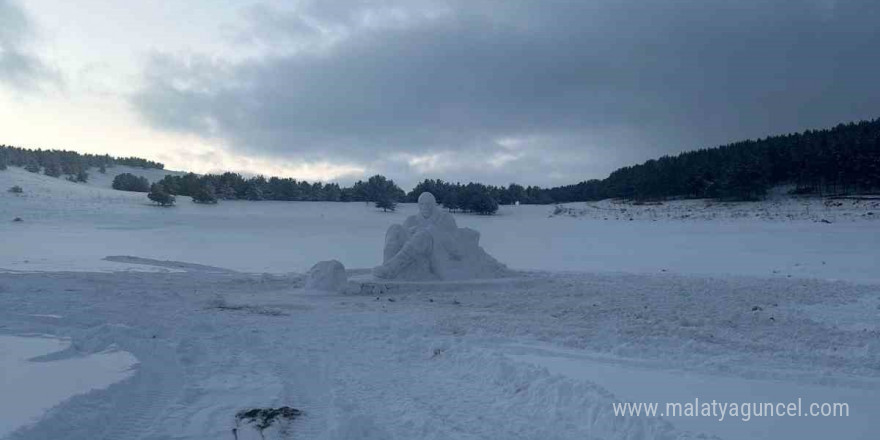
[2,0,879,188]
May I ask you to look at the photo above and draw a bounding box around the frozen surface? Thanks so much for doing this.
[0,335,137,438]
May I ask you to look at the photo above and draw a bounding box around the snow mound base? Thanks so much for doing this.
[305,260,348,293]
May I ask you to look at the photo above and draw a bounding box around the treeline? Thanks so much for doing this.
[7,117,880,209]
[0,144,164,183]
[116,157,165,169]
[134,172,503,214]
[407,180,539,214]
[153,172,407,205]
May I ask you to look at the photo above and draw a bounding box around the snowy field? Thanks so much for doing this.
[2,166,879,283]
[1,166,879,439]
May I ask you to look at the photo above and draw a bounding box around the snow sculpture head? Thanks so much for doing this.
[418,192,437,218]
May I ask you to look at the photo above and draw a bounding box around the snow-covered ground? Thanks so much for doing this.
[0,335,137,437]
[1,166,879,439]
[3,165,880,283]
[551,192,880,223]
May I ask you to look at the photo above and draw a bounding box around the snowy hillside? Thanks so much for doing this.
[2,168,879,439]
[0,165,184,203]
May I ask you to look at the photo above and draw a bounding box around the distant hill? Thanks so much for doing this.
[0,144,164,178]
[545,118,880,202]
[405,118,880,205]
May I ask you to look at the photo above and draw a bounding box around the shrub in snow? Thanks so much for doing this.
[305,260,348,292]
[8,185,23,194]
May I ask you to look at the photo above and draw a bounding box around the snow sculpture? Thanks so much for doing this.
[372,192,508,280]
[306,260,348,292]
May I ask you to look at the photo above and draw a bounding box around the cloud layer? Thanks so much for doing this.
[131,0,880,186]
[0,0,57,91]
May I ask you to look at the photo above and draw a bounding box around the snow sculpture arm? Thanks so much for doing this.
[430,212,466,260]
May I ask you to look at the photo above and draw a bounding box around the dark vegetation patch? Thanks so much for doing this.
[233,407,303,439]
[207,297,288,317]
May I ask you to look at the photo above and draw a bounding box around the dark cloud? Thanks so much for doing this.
[131,0,880,186]
[0,0,58,91]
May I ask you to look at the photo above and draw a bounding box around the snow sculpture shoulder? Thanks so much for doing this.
[372,192,508,281]
[306,260,348,292]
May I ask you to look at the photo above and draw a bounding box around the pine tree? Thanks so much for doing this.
[112,173,150,192]
[470,192,499,215]
[245,183,264,201]
[442,191,460,212]
[192,183,218,204]
[43,160,62,177]
[148,183,175,206]
[217,183,236,200]
[375,195,397,212]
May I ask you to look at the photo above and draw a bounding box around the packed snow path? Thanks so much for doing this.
[1,267,878,439]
